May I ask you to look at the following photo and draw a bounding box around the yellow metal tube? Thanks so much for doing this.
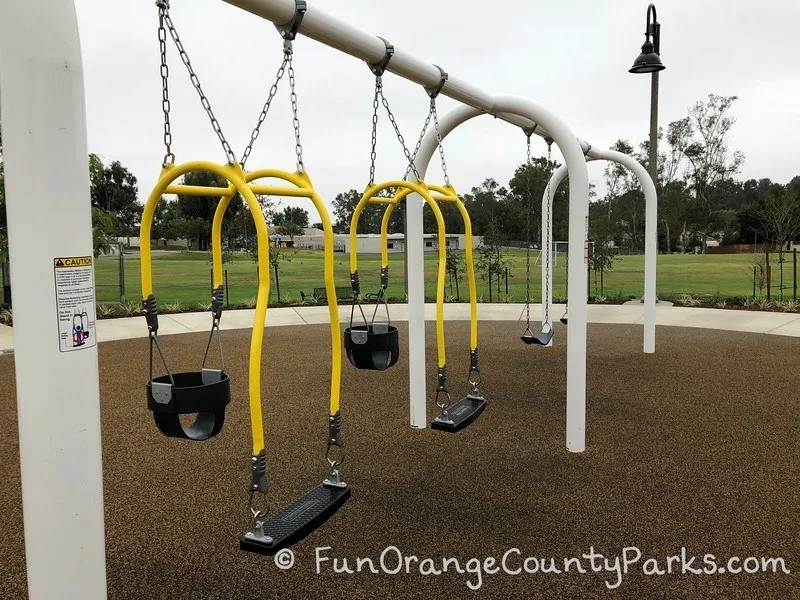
[140,161,270,455]
[164,184,235,196]
[351,181,447,367]
[380,203,397,269]
[245,169,342,416]
[248,184,314,198]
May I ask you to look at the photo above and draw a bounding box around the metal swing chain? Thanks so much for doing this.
[367,77,381,184]
[543,142,553,325]
[156,1,237,165]
[405,103,433,181]
[524,133,533,330]
[431,98,450,186]
[368,76,420,183]
[240,45,291,169]
[157,4,174,166]
[287,52,305,173]
[380,81,421,181]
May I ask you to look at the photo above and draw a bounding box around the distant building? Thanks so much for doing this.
[275,227,481,254]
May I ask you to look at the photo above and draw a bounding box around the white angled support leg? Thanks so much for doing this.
[0,2,107,598]
[406,191,427,428]
[544,151,658,355]
[542,164,568,347]
[411,99,589,452]
[587,148,658,354]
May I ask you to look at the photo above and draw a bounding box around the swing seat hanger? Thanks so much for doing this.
[241,484,351,556]
[431,394,487,433]
[143,292,231,441]
[344,270,399,371]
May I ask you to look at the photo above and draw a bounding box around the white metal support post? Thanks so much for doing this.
[541,150,658,354]
[0,1,108,598]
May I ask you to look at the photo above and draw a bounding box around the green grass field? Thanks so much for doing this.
[95,249,796,307]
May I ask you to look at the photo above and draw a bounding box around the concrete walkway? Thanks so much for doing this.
[2,303,800,352]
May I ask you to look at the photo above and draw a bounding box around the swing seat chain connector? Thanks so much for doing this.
[368,37,394,77]
[275,1,307,42]
[425,65,448,99]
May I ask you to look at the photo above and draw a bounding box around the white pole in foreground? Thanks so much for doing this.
[0,2,108,598]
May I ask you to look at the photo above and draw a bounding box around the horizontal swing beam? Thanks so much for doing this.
[222,0,593,151]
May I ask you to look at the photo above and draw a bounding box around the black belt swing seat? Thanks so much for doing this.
[144,287,231,441]
[343,268,399,371]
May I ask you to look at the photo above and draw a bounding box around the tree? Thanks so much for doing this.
[475,216,510,301]
[268,245,295,303]
[91,207,116,257]
[679,94,746,251]
[175,170,243,250]
[332,187,403,234]
[756,182,800,298]
[445,246,465,300]
[508,154,566,244]
[275,222,304,241]
[272,206,309,227]
[89,157,141,240]
[603,140,646,252]
[588,213,617,297]
[333,189,372,233]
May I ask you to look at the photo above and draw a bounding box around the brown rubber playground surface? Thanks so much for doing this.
[0,321,798,599]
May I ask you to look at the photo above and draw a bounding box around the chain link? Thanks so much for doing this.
[287,56,304,172]
[240,48,290,169]
[378,84,420,181]
[524,134,533,325]
[405,104,433,180]
[157,9,174,166]
[543,142,553,324]
[158,4,236,164]
[368,77,381,184]
[431,100,450,186]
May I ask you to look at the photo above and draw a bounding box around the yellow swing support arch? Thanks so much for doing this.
[347,180,448,372]
[378,182,485,432]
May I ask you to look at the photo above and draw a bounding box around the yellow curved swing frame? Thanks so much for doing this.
[381,183,478,356]
[348,180,479,376]
[140,161,341,456]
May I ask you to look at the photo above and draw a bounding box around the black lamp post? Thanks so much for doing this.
[629,4,665,197]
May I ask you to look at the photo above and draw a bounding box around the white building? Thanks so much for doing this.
[287,227,482,254]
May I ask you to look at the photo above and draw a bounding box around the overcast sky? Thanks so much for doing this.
[74,0,800,214]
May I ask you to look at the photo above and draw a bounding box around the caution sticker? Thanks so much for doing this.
[53,255,97,352]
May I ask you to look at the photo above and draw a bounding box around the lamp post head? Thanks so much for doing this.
[629,3,665,74]
[629,40,665,73]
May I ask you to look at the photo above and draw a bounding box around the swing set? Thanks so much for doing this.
[139,0,486,556]
[141,0,348,556]
[344,46,485,432]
